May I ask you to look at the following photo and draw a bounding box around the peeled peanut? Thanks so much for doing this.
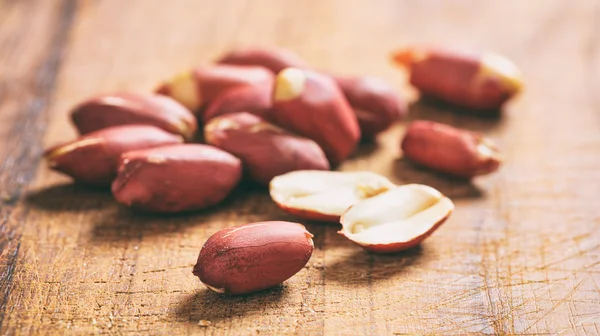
[70,93,197,141]
[44,125,183,186]
[334,76,407,138]
[339,184,454,253]
[269,170,396,222]
[217,47,309,74]
[202,85,272,123]
[193,221,314,295]
[272,68,360,164]
[205,113,329,185]
[401,121,502,178]
[392,46,523,110]
[112,144,242,212]
[155,64,274,115]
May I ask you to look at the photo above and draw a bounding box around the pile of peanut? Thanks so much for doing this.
[45,46,522,295]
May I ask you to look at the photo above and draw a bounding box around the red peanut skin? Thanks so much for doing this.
[156,64,273,115]
[197,65,273,106]
[217,47,309,74]
[202,85,272,123]
[393,48,513,110]
[44,125,183,186]
[334,76,407,138]
[205,113,330,185]
[111,144,242,213]
[339,212,452,254]
[271,70,361,164]
[193,221,314,295]
[401,121,501,178]
[71,93,197,140]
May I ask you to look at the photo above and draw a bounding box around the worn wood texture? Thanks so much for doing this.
[1,0,599,334]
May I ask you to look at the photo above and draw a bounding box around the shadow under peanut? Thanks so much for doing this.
[172,286,289,324]
[25,182,115,212]
[346,138,379,161]
[89,182,278,243]
[325,246,424,286]
[393,157,484,200]
[408,98,504,133]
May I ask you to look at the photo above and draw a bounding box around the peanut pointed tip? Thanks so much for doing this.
[44,147,60,161]
[391,48,415,67]
[305,233,314,247]
[170,120,194,142]
[274,67,306,101]
[476,137,503,162]
[159,71,201,111]
[203,283,226,293]
[479,52,524,95]
[155,84,170,95]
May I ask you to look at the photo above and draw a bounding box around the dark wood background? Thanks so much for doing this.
[1,0,599,335]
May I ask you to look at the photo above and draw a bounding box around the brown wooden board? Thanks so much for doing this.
[1,0,599,334]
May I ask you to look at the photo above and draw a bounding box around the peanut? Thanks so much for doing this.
[392,46,523,111]
[202,84,272,123]
[44,125,183,186]
[217,47,309,74]
[269,170,396,222]
[155,64,273,115]
[334,75,407,138]
[272,68,360,164]
[112,144,242,212]
[205,112,330,185]
[401,121,502,178]
[339,184,454,253]
[193,221,314,295]
[70,93,197,141]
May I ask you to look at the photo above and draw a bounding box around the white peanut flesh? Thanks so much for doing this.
[269,170,396,217]
[274,68,306,101]
[340,184,454,246]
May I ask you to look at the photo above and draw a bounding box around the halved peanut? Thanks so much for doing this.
[339,184,454,253]
[269,170,396,222]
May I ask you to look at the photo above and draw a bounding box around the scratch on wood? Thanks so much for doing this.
[523,275,588,333]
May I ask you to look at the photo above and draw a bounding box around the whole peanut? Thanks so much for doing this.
[334,76,406,138]
[271,68,360,164]
[112,144,242,212]
[205,112,330,185]
[156,64,273,115]
[401,121,502,178]
[217,47,309,74]
[193,221,314,295]
[202,84,272,123]
[392,46,523,111]
[71,93,197,141]
[45,125,183,186]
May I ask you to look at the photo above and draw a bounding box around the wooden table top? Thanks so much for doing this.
[1,0,599,335]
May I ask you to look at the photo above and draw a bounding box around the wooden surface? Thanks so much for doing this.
[1,0,599,335]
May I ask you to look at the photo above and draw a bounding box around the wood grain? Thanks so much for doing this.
[1,0,599,335]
